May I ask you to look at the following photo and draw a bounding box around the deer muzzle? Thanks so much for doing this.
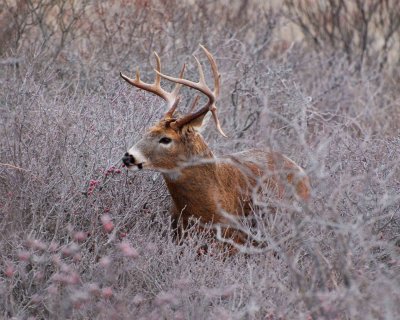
[122,152,135,167]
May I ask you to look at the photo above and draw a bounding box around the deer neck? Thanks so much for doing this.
[162,145,222,221]
[162,147,217,188]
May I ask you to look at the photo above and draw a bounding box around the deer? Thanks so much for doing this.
[120,45,310,251]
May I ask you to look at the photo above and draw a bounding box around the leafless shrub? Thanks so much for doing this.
[1,0,399,319]
[283,0,400,70]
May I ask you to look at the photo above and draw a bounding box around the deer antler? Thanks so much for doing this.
[155,45,227,137]
[120,52,185,117]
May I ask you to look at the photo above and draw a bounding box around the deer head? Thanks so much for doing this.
[121,45,225,172]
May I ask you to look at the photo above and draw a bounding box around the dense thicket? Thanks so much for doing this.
[1,1,399,319]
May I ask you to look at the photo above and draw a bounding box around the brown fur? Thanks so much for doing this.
[128,119,311,248]
[122,46,310,251]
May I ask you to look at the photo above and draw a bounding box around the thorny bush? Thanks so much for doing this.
[0,1,399,319]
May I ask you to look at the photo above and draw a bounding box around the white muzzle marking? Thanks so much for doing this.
[127,147,148,170]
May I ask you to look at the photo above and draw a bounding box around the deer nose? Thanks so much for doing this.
[122,152,135,166]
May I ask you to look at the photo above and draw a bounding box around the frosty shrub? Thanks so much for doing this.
[1,1,399,319]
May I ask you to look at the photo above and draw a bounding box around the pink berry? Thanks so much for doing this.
[5,264,15,278]
[102,287,113,298]
[101,214,114,233]
[73,231,87,242]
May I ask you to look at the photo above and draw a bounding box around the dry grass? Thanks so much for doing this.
[1,1,399,319]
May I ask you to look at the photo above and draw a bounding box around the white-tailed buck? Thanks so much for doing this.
[121,45,310,248]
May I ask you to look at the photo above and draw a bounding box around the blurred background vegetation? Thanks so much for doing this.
[1,1,399,319]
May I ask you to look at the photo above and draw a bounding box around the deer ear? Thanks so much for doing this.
[169,112,210,133]
[183,112,211,132]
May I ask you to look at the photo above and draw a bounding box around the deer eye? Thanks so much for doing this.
[159,137,172,144]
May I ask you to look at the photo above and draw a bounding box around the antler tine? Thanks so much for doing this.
[120,52,184,113]
[153,52,162,87]
[155,45,227,137]
[200,44,220,97]
[172,63,186,96]
[155,60,214,104]
[194,56,206,86]
[188,95,201,113]
[164,63,186,118]
[210,108,226,137]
